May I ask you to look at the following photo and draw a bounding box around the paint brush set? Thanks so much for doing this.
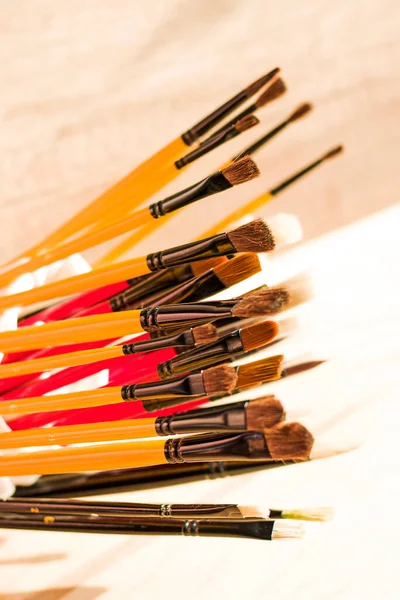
[0,67,345,541]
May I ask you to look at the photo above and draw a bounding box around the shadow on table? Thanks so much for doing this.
[0,587,106,600]
[0,552,67,566]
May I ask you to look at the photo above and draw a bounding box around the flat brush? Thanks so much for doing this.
[174,114,259,169]
[18,257,228,328]
[0,325,218,379]
[0,364,237,417]
[0,218,275,312]
[0,396,283,449]
[84,252,261,314]
[205,78,287,143]
[0,157,260,288]
[0,290,279,353]
[0,514,302,541]
[0,421,314,476]
[198,145,344,240]
[157,320,279,379]
[1,498,332,522]
[1,69,278,271]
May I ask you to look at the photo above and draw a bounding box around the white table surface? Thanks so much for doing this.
[1,203,399,599]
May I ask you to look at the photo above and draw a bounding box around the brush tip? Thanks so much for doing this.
[203,364,237,397]
[256,78,287,108]
[268,213,303,248]
[232,288,290,318]
[265,421,314,460]
[237,354,284,389]
[192,323,219,345]
[281,507,334,522]
[215,253,261,288]
[222,156,260,186]
[227,218,276,253]
[323,145,344,160]
[240,320,279,352]
[234,114,260,133]
[287,102,313,123]
[190,256,228,277]
[271,521,305,540]
[245,68,280,97]
[246,396,285,429]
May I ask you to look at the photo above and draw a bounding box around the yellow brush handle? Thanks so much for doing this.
[198,190,275,240]
[0,256,150,312]
[0,137,187,271]
[0,310,142,353]
[0,418,157,449]
[0,346,123,378]
[0,386,124,416]
[0,438,168,476]
[0,208,152,290]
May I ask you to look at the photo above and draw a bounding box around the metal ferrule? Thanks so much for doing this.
[164,431,271,464]
[120,371,205,403]
[149,172,231,218]
[205,102,256,144]
[139,302,235,332]
[134,270,225,310]
[232,120,288,161]
[158,330,244,379]
[146,233,236,271]
[175,127,240,169]
[121,329,195,355]
[155,401,248,436]
[111,265,195,311]
[181,89,249,145]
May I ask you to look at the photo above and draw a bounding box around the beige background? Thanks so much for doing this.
[1,0,399,263]
[1,2,400,599]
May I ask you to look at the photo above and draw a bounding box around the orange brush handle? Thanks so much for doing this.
[0,310,142,353]
[0,439,168,476]
[0,346,123,378]
[0,256,150,312]
[0,137,187,270]
[0,418,157,449]
[0,386,124,416]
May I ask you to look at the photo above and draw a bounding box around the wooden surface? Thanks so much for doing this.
[0,1,400,598]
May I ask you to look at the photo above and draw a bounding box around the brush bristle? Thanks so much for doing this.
[240,320,279,352]
[228,218,276,254]
[234,114,260,133]
[268,214,303,248]
[271,521,305,540]
[222,156,260,186]
[287,102,313,123]
[323,145,344,160]
[280,272,313,310]
[215,253,261,288]
[202,364,238,397]
[236,355,284,389]
[245,68,280,96]
[265,421,314,460]
[190,256,228,277]
[281,507,334,522]
[246,396,284,429]
[256,78,287,108]
[192,323,219,345]
[232,288,290,318]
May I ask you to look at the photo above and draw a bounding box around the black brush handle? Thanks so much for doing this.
[121,329,195,355]
[165,431,271,463]
[139,302,235,331]
[155,401,247,435]
[121,373,205,408]
[149,173,230,218]
[233,120,288,160]
[0,514,276,540]
[3,498,242,519]
[146,233,236,271]
[176,127,240,169]
[158,330,243,378]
